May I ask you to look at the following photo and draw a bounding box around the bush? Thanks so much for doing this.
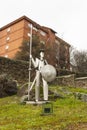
[0,57,29,84]
[75,72,87,78]
[57,68,74,76]
[0,74,18,98]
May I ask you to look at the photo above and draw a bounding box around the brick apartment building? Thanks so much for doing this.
[0,16,70,69]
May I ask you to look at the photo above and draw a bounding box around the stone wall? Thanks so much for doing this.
[54,74,87,88]
[75,77,87,88]
[53,74,75,87]
[1,57,87,88]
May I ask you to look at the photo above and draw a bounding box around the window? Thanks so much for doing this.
[40,30,46,36]
[28,23,33,28]
[65,60,68,63]
[40,41,45,44]
[5,45,9,50]
[6,37,10,41]
[33,27,37,31]
[7,28,10,32]
[55,39,60,45]
[27,33,31,37]
[4,55,8,58]
[65,46,68,50]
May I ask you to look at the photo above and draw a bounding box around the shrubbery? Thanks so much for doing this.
[75,72,87,78]
[0,57,29,84]
[0,74,18,97]
[57,68,74,76]
[57,68,87,78]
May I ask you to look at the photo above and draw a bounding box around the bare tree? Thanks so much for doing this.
[70,47,87,73]
[70,45,77,66]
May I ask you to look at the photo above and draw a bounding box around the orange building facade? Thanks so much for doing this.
[0,16,70,69]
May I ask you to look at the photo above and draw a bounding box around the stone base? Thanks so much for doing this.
[25,101,50,105]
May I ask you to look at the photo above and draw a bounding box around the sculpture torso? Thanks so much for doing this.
[35,58,47,72]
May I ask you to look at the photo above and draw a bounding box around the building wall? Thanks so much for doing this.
[0,16,70,69]
[0,20,25,58]
[23,20,48,42]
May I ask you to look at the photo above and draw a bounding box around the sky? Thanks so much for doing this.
[0,0,87,51]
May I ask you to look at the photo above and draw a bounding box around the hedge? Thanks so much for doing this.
[0,57,31,84]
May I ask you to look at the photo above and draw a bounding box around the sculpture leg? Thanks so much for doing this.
[42,78,48,101]
[35,71,40,102]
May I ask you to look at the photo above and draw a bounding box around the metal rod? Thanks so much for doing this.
[28,24,32,100]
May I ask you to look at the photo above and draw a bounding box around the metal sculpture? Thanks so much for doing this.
[28,50,56,102]
[27,24,56,103]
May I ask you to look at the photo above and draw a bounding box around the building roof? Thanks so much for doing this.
[0,15,48,33]
[55,36,70,47]
[0,15,70,47]
[42,26,57,34]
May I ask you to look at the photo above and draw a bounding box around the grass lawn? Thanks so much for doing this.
[0,86,87,130]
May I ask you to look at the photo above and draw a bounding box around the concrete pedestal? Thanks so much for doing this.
[25,101,50,105]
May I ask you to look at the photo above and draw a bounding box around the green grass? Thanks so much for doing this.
[0,86,87,130]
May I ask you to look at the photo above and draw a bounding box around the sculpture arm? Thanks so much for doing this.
[30,55,39,68]
[44,59,48,65]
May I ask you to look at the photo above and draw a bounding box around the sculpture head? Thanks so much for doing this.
[39,49,45,60]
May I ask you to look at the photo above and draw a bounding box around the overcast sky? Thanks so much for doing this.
[0,0,87,51]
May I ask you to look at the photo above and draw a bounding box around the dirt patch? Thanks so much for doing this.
[65,122,87,130]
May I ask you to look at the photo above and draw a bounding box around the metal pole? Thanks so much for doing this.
[28,24,32,100]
